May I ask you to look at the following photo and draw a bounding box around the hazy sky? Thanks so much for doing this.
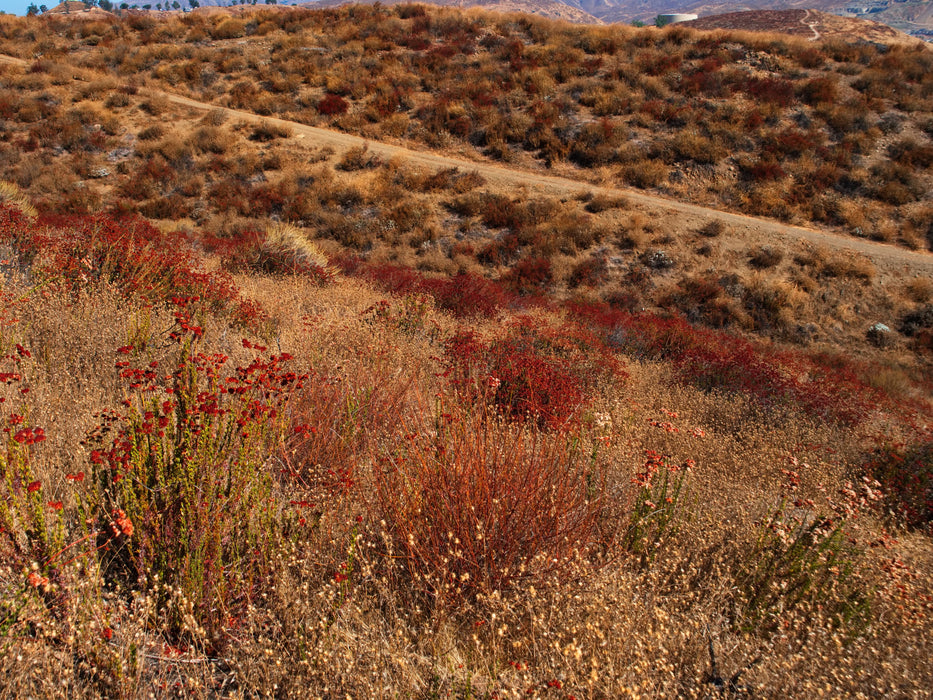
[1,1,33,15]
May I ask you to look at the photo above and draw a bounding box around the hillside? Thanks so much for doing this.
[580,0,933,35]
[305,0,933,40]
[102,0,933,40]
[6,3,931,255]
[0,6,931,696]
[686,8,914,44]
[1,5,932,358]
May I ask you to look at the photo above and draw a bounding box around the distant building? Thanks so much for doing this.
[657,13,699,25]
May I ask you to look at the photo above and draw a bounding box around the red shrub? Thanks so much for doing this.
[639,51,683,76]
[373,406,613,601]
[425,271,517,318]
[641,99,691,125]
[681,67,725,97]
[503,256,552,295]
[349,261,519,318]
[742,159,786,182]
[745,77,796,107]
[443,317,623,430]
[477,233,521,266]
[371,90,404,118]
[568,255,609,289]
[318,93,349,116]
[400,34,431,51]
[798,77,837,106]
[251,183,288,216]
[208,179,252,216]
[567,300,881,426]
[764,130,817,159]
[0,204,267,332]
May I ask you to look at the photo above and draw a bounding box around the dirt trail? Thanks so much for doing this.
[800,9,822,41]
[2,52,932,275]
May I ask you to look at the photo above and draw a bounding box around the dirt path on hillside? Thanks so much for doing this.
[2,52,932,276]
[800,9,822,41]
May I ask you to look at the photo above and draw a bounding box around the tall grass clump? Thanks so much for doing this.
[222,223,333,281]
[373,403,615,604]
[0,181,37,219]
[736,469,876,634]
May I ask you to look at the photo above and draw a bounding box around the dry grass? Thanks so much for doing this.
[1,248,929,696]
[0,181,37,219]
[0,10,930,694]
[906,276,933,304]
[263,222,330,271]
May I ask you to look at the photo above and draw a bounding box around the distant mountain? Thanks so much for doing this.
[311,0,933,40]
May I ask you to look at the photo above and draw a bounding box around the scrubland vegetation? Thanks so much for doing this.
[2,5,932,248]
[0,36,929,363]
[0,5,931,698]
[0,185,931,697]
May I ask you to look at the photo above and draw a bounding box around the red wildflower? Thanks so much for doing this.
[27,571,48,588]
[66,472,85,482]
[13,427,44,444]
[110,509,134,537]
[27,480,41,493]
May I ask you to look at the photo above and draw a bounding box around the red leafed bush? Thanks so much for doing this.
[443,316,623,430]
[424,271,517,318]
[318,93,349,116]
[342,260,519,318]
[744,77,796,107]
[502,256,552,295]
[568,255,609,289]
[0,204,266,332]
[567,300,882,426]
[640,99,691,125]
[284,367,412,497]
[742,159,786,182]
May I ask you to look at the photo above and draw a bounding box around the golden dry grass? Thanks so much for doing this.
[1,257,929,697]
[0,9,930,695]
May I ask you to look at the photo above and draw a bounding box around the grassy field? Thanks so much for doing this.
[0,6,931,698]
